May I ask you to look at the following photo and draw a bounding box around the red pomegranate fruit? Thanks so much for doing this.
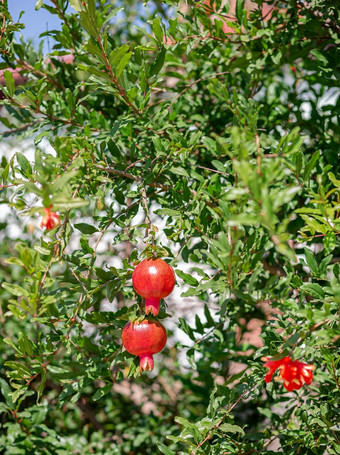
[132,258,176,315]
[121,319,167,372]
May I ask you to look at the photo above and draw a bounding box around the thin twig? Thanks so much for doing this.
[190,389,251,454]
[169,70,231,109]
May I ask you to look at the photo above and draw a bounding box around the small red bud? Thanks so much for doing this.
[40,207,60,231]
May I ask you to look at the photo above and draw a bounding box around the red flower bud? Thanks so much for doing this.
[40,207,60,231]
[262,356,315,391]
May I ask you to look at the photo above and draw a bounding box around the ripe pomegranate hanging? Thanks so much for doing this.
[121,319,167,372]
[132,258,176,315]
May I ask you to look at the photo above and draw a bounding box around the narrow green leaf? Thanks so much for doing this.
[37,371,47,402]
[149,47,166,78]
[0,378,14,409]
[219,423,245,435]
[154,208,181,217]
[176,269,199,286]
[303,151,320,180]
[178,318,196,341]
[152,17,163,43]
[2,283,29,297]
[157,443,176,455]
[300,283,325,299]
[51,170,78,193]
[93,383,112,401]
[115,51,132,78]
[69,0,82,12]
[109,44,130,69]
[74,223,98,234]
[323,231,337,255]
[235,0,244,24]
[304,248,318,274]
[4,70,15,96]
[35,0,43,10]
[310,49,328,66]
[52,197,89,209]
[169,165,189,178]
[16,153,31,175]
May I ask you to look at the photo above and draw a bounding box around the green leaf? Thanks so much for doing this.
[109,44,130,69]
[157,443,176,455]
[300,283,325,299]
[37,371,47,402]
[78,11,98,38]
[0,378,14,409]
[149,47,166,78]
[219,423,245,435]
[52,197,89,209]
[152,17,164,43]
[92,383,112,401]
[328,172,340,188]
[69,0,82,12]
[3,70,15,96]
[235,0,244,24]
[154,208,181,217]
[176,269,199,286]
[303,151,320,180]
[2,283,29,297]
[34,245,52,255]
[115,51,133,78]
[35,0,43,10]
[310,49,328,66]
[323,231,337,255]
[211,160,226,172]
[74,223,98,234]
[227,214,260,227]
[169,165,189,178]
[204,304,215,327]
[51,170,79,193]
[178,318,196,341]
[303,248,318,274]
[16,153,31,176]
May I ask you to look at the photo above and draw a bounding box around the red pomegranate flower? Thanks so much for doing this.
[40,207,60,230]
[121,319,167,372]
[132,258,175,316]
[262,356,315,391]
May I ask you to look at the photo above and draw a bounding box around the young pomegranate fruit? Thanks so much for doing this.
[121,319,167,372]
[40,207,60,230]
[132,258,175,315]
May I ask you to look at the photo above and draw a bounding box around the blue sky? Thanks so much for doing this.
[8,1,64,54]
[7,1,169,55]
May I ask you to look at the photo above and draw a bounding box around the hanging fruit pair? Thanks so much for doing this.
[121,258,175,372]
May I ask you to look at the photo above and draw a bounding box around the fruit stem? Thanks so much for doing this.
[139,353,154,372]
[145,297,161,316]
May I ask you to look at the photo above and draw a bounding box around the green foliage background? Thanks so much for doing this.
[0,0,339,453]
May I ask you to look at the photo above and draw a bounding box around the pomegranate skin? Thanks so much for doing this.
[121,320,167,372]
[132,258,175,315]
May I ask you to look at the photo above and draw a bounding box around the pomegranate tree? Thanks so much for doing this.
[121,319,167,372]
[132,258,175,315]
